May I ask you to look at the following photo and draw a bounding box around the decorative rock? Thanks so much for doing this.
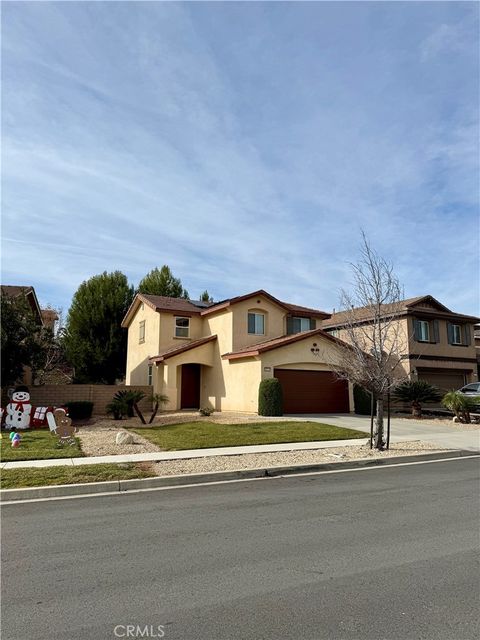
[452,416,460,423]
[116,431,134,445]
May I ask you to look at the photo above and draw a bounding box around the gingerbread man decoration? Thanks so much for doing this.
[53,408,76,446]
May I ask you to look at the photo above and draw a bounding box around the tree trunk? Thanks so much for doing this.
[412,401,422,418]
[148,402,159,424]
[374,398,386,450]
[133,402,146,425]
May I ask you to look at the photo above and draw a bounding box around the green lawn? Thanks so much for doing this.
[0,429,84,462]
[131,421,367,450]
[0,463,155,490]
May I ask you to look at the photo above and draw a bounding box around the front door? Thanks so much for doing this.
[181,364,201,409]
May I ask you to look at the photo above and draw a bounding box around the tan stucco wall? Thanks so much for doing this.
[158,312,203,350]
[260,335,354,412]
[231,295,287,351]
[125,304,160,386]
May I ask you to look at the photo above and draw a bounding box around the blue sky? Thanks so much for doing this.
[2,1,479,316]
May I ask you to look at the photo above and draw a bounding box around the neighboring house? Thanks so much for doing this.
[322,296,479,393]
[122,290,354,413]
[474,328,480,377]
[1,285,59,385]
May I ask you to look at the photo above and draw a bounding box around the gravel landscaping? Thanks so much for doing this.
[147,440,448,476]
[77,424,161,456]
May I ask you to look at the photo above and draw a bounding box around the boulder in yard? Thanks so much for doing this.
[116,431,134,445]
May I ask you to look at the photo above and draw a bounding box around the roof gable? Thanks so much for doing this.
[1,284,44,324]
[201,289,329,319]
[322,295,479,328]
[121,293,208,327]
[404,295,452,313]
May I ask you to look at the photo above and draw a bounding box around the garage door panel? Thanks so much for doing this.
[417,369,466,393]
[275,369,349,413]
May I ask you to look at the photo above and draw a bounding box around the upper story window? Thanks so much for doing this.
[417,320,430,342]
[447,322,471,346]
[175,317,190,338]
[248,312,265,335]
[451,324,462,345]
[287,317,315,335]
[413,318,439,343]
[139,320,146,344]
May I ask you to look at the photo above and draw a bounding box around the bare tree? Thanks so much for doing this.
[33,308,74,385]
[332,233,407,449]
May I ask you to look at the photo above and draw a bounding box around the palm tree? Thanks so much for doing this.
[441,391,477,424]
[113,390,147,423]
[393,380,441,418]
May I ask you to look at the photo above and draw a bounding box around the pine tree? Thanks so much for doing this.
[63,271,134,383]
[138,266,189,299]
[199,290,213,303]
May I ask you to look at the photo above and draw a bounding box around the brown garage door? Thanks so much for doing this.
[417,369,466,393]
[274,369,349,414]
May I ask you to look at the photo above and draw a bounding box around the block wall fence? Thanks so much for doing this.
[1,385,153,415]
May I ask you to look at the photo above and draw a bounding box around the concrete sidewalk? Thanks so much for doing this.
[0,435,410,470]
[286,413,480,452]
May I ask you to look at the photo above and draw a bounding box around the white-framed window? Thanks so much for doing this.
[175,317,190,338]
[418,320,430,342]
[147,364,153,386]
[248,312,265,335]
[139,320,146,344]
[451,324,462,345]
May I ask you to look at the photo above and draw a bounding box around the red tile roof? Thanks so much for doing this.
[222,328,347,360]
[122,289,330,327]
[149,335,217,363]
[200,289,329,318]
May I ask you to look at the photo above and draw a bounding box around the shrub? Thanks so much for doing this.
[258,378,283,416]
[441,391,478,424]
[199,407,214,416]
[354,385,371,415]
[393,380,441,418]
[65,401,94,420]
[114,390,146,418]
[106,399,128,420]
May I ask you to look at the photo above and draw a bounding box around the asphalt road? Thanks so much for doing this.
[2,457,480,640]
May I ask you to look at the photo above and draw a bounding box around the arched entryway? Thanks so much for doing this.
[180,363,201,409]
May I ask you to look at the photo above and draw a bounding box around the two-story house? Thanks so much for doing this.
[322,295,479,393]
[122,290,354,413]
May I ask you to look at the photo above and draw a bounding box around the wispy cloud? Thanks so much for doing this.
[1,1,478,315]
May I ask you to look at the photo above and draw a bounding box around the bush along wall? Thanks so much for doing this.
[65,401,94,420]
[258,378,283,416]
[353,385,372,415]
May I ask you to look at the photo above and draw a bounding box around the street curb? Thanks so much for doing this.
[1,450,478,503]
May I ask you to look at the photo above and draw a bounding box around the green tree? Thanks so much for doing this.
[63,271,134,384]
[0,294,45,386]
[441,391,479,424]
[138,266,189,299]
[199,290,213,303]
[393,380,441,418]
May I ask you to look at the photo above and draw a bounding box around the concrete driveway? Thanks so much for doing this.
[286,413,480,452]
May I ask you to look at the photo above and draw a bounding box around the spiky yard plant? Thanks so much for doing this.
[393,380,441,418]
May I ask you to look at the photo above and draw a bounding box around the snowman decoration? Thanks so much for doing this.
[5,386,33,430]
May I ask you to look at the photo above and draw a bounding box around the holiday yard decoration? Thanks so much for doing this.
[4,386,32,430]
